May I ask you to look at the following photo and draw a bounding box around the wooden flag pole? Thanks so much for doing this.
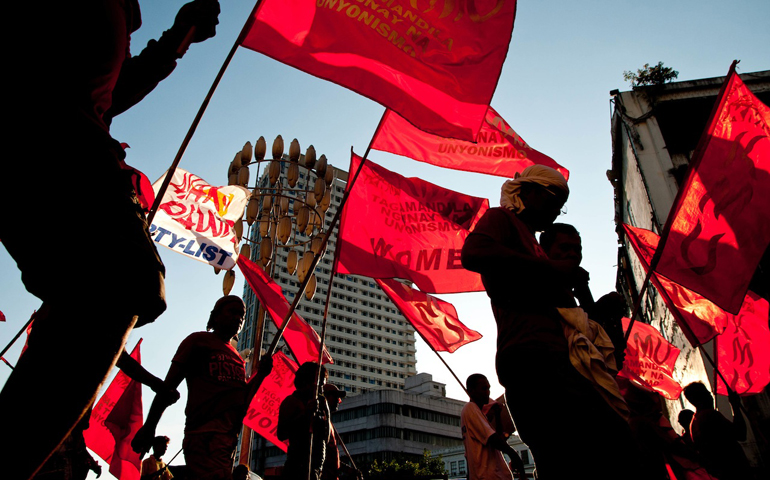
[0,313,35,363]
[147,0,266,225]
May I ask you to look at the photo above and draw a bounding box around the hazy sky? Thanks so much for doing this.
[1,1,767,475]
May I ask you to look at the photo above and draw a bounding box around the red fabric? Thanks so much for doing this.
[372,107,569,179]
[0,310,5,321]
[237,256,333,364]
[241,0,517,142]
[336,153,488,293]
[84,340,143,480]
[716,291,770,395]
[623,224,729,345]
[376,278,481,353]
[119,161,156,213]
[655,65,770,314]
[243,352,298,452]
[619,318,682,400]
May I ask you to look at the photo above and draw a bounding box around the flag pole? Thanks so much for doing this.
[297,110,388,480]
[334,427,361,476]
[412,325,469,397]
[0,313,35,362]
[266,110,389,357]
[147,0,266,225]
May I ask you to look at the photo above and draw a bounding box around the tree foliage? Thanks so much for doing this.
[366,450,447,479]
[623,62,679,87]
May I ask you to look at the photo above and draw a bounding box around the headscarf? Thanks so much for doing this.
[500,164,569,213]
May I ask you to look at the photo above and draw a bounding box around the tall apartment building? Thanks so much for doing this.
[238,160,418,396]
[609,69,770,469]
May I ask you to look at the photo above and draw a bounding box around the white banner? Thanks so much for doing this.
[150,168,249,270]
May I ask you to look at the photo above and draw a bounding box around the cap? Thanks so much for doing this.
[323,383,347,398]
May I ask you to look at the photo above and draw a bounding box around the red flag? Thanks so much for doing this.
[336,153,489,293]
[654,64,770,314]
[241,0,517,141]
[0,310,5,322]
[118,144,155,213]
[624,224,729,345]
[84,340,144,480]
[243,352,298,452]
[372,107,569,180]
[376,278,481,352]
[619,318,682,400]
[715,291,770,395]
[237,256,333,364]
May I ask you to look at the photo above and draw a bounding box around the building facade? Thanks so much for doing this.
[262,373,466,471]
[609,70,770,469]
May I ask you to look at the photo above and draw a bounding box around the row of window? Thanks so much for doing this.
[333,402,460,427]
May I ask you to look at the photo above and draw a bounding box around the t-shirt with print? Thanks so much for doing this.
[173,332,246,434]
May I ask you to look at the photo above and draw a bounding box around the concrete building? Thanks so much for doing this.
[238,161,418,394]
[609,69,770,470]
[262,373,466,471]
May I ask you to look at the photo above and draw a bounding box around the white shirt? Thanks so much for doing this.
[461,401,513,480]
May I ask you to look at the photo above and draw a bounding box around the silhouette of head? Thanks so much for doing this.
[466,374,490,405]
[678,409,695,431]
[683,382,714,410]
[152,435,170,458]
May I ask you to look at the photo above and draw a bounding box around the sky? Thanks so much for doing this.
[1,1,768,476]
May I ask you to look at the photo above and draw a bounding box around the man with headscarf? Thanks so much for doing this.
[462,165,640,480]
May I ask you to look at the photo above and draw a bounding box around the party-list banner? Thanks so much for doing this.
[150,168,249,270]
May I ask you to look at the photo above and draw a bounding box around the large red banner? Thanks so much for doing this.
[624,224,729,345]
[372,107,569,179]
[655,65,770,314]
[241,0,517,141]
[84,341,144,480]
[715,291,770,395]
[376,278,481,352]
[238,256,333,365]
[619,318,682,400]
[336,153,488,293]
[243,352,298,452]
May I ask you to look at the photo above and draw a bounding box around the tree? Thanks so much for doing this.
[367,450,447,479]
[623,62,679,87]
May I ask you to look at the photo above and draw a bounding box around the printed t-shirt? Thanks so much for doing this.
[173,332,246,434]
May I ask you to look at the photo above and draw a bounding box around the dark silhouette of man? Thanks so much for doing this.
[462,165,641,480]
[683,382,752,480]
[1,1,220,477]
[133,296,273,480]
[277,362,329,480]
[141,435,173,480]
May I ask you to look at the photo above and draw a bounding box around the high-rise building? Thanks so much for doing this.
[609,69,770,469]
[238,161,418,396]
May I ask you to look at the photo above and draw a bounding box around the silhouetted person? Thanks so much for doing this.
[683,382,752,480]
[278,362,329,480]
[540,223,628,369]
[1,2,221,477]
[461,374,525,480]
[462,165,640,480]
[677,409,696,449]
[141,435,173,480]
[34,410,102,480]
[232,464,250,480]
[321,384,361,480]
[133,296,273,480]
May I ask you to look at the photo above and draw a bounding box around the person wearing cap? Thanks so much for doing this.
[321,384,361,480]
[462,165,640,480]
[132,296,273,480]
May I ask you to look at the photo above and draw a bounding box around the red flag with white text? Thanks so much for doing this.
[336,153,489,293]
[84,340,144,480]
[624,224,729,345]
[240,0,517,142]
[715,291,770,395]
[619,318,682,400]
[654,65,770,314]
[238,256,333,364]
[376,278,481,352]
[243,352,298,452]
[372,107,569,179]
